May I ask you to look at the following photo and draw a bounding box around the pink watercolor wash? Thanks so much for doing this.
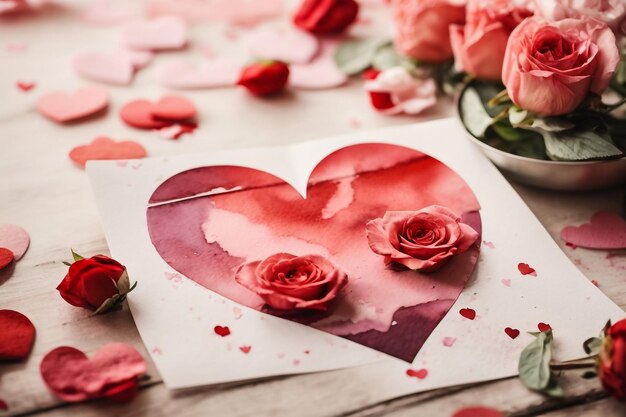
[146,143,481,362]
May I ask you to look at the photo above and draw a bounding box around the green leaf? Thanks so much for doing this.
[541,130,623,161]
[532,118,575,132]
[372,44,406,71]
[509,107,528,127]
[334,38,389,76]
[62,261,72,266]
[460,86,494,138]
[583,337,602,356]
[519,330,553,391]
[71,249,84,262]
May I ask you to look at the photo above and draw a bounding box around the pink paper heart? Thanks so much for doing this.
[560,211,626,250]
[80,0,136,26]
[118,49,154,70]
[248,27,319,64]
[40,343,146,402]
[145,0,283,25]
[290,56,347,90]
[37,86,109,123]
[123,16,188,51]
[157,59,240,89]
[0,224,29,261]
[147,144,482,362]
[73,52,135,85]
[69,137,147,168]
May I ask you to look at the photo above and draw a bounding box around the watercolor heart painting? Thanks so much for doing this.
[146,144,481,362]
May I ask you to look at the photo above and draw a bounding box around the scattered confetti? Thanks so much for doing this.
[459,308,476,320]
[537,322,551,332]
[123,16,188,51]
[517,262,536,276]
[406,368,428,379]
[16,81,35,92]
[442,336,456,347]
[239,345,251,354]
[214,325,231,337]
[72,51,135,85]
[504,327,520,339]
[248,27,319,64]
[501,278,511,287]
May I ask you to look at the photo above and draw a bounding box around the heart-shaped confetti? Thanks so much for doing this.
[0,224,30,261]
[40,343,146,402]
[290,56,347,90]
[0,248,13,270]
[123,16,188,51]
[517,263,536,276]
[158,59,241,89]
[119,49,154,70]
[16,81,35,92]
[248,27,319,64]
[442,336,456,347]
[504,327,520,339]
[119,99,171,129]
[37,86,109,123]
[0,310,36,361]
[73,51,135,85]
[214,325,231,337]
[560,211,626,250]
[538,322,552,332]
[459,308,476,320]
[239,345,251,354]
[501,278,511,287]
[80,0,135,26]
[69,137,147,168]
[152,95,197,121]
[406,368,428,379]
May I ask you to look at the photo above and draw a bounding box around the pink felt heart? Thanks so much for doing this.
[80,0,136,26]
[290,56,347,90]
[0,310,35,360]
[123,16,188,51]
[69,137,147,168]
[157,59,240,89]
[40,343,146,402]
[147,144,482,362]
[560,211,626,250]
[145,0,283,25]
[152,95,197,121]
[248,27,319,64]
[37,87,109,123]
[0,224,29,261]
[73,52,135,85]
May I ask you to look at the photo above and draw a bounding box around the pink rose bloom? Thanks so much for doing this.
[364,67,437,115]
[534,0,626,36]
[502,16,620,116]
[450,0,533,80]
[366,206,479,272]
[391,0,466,63]
[235,253,348,311]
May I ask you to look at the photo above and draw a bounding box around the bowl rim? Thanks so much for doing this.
[456,81,626,167]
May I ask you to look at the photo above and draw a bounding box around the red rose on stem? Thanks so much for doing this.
[237,60,290,97]
[57,251,136,314]
[235,253,348,312]
[599,319,626,401]
[293,0,359,35]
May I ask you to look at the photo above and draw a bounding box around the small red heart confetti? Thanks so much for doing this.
[0,309,36,360]
[452,406,503,417]
[504,327,520,339]
[0,248,14,270]
[459,308,476,320]
[538,322,552,332]
[0,224,29,261]
[37,86,109,123]
[16,81,35,92]
[214,325,231,337]
[565,242,577,249]
[405,368,428,379]
[517,263,536,276]
[239,345,251,354]
[69,137,147,168]
[152,95,197,121]
[560,211,626,250]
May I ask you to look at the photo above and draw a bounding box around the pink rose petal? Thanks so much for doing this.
[158,59,240,89]
[0,225,30,261]
[37,86,109,123]
[248,27,319,64]
[123,16,188,51]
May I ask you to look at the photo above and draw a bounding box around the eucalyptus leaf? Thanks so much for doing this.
[71,249,84,262]
[334,38,389,76]
[519,330,553,391]
[460,86,494,138]
[583,337,602,356]
[541,130,623,161]
[372,44,406,71]
[532,118,576,132]
[509,107,528,127]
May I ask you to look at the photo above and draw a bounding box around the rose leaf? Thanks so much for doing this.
[541,130,623,161]
[459,85,494,138]
[518,330,553,391]
[372,44,406,71]
[334,38,389,76]
[70,249,84,262]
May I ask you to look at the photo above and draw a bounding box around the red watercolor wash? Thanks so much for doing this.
[406,368,428,379]
[538,322,551,332]
[504,327,520,339]
[16,81,35,92]
[0,309,36,360]
[239,345,251,354]
[0,248,13,270]
[459,308,476,320]
[452,406,503,417]
[214,325,231,337]
[517,263,536,276]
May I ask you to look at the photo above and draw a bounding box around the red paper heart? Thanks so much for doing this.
[40,343,146,402]
[37,87,109,123]
[517,263,536,276]
[538,322,551,332]
[504,327,520,339]
[0,309,36,360]
[406,368,428,379]
[119,99,171,129]
[16,81,35,92]
[560,211,626,250]
[214,325,231,337]
[459,308,476,320]
[0,248,13,270]
[152,95,197,121]
[452,406,503,417]
[239,345,251,354]
[147,144,481,362]
[69,137,147,168]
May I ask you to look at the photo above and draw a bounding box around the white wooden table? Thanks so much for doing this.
[1,1,625,415]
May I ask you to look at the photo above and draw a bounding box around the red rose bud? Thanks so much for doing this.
[362,69,395,111]
[294,0,359,35]
[57,251,136,314]
[237,60,289,97]
[599,319,626,401]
